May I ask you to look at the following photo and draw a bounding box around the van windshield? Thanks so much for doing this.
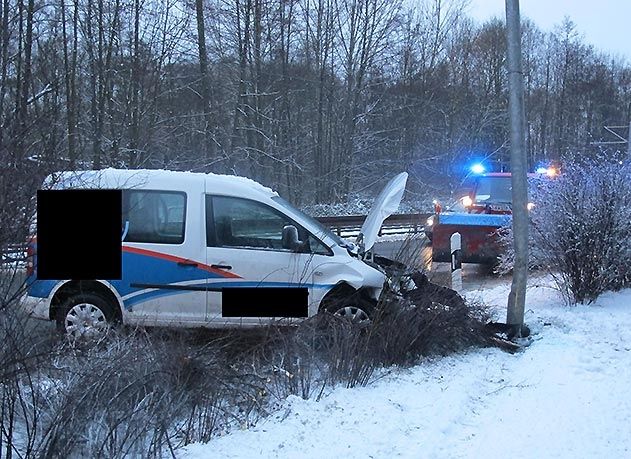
[271,196,349,248]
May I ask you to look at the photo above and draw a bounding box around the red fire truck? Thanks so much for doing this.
[426,166,557,264]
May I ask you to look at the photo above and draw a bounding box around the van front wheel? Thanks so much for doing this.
[56,293,117,339]
[327,299,374,327]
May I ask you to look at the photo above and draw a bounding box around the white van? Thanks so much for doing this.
[24,169,408,337]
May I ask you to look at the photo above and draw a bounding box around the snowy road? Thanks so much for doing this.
[182,279,631,459]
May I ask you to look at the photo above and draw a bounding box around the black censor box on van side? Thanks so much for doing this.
[222,287,308,317]
[37,190,122,280]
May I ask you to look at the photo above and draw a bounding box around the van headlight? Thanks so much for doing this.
[386,274,414,295]
[386,276,401,294]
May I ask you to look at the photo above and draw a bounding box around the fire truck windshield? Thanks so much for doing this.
[474,176,512,204]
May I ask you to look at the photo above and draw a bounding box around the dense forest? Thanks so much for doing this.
[1,0,630,210]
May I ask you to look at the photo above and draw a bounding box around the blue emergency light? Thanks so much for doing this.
[470,163,486,174]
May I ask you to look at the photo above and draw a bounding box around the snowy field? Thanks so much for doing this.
[182,277,631,458]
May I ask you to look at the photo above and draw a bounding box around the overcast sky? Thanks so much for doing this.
[466,0,630,61]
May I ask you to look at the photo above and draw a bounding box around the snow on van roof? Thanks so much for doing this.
[43,168,278,196]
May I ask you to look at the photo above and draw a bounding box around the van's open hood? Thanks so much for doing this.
[357,172,408,252]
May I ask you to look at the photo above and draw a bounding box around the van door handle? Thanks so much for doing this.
[211,264,232,270]
[177,261,198,267]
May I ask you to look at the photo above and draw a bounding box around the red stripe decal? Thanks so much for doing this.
[122,246,241,279]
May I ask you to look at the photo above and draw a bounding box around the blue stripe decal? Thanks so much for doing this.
[125,282,335,309]
[202,282,334,289]
[27,246,336,312]
[26,277,57,298]
[112,251,215,298]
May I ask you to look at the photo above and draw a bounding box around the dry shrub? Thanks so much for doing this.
[254,277,490,392]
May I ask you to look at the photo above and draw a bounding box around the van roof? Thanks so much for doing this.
[44,168,278,199]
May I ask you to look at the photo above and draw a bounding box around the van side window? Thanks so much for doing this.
[207,196,330,254]
[123,190,186,244]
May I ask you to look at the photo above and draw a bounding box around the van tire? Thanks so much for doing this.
[323,295,374,326]
[56,293,118,339]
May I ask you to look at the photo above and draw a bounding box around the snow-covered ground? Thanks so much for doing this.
[182,278,631,458]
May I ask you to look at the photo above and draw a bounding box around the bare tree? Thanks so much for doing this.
[0,0,630,212]
[196,0,215,167]
[333,0,400,201]
[60,0,80,167]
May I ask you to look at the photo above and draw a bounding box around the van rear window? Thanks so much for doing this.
[122,190,186,244]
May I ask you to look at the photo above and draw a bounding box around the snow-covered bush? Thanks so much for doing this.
[499,159,631,303]
[1,326,271,458]
[0,301,58,458]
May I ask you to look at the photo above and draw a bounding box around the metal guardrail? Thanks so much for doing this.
[317,213,431,237]
[1,244,28,266]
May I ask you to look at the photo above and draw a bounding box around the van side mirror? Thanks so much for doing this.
[282,225,305,252]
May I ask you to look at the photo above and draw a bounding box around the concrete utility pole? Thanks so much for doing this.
[505,0,529,336]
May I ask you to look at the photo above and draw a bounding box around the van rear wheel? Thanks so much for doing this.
[56,293,117,340]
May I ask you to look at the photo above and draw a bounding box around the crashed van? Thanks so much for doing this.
[24,169,408,337]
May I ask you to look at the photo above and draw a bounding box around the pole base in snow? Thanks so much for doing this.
[485,322,531,339]
[484,322,532,353]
